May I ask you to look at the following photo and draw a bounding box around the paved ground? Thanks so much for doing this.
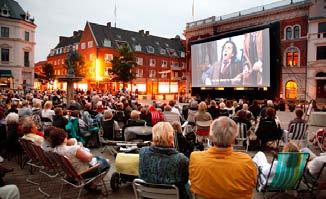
[1,110,326,199]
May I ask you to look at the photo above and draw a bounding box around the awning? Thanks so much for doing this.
[0,70,12,77]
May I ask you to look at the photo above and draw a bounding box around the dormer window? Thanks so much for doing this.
[135,44,142,51]
[146,46,154,54]
[103,39,111,47]
[167,48,177,56]
[131,37,136,42]
[116,41,129,49]
[165,43,169,47]
[25,11,30,21]
[160,48,166,55]
[155,41,160,45]
[1,4,10,17]
[117,35,122,39]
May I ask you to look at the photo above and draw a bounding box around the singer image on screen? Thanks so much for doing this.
[241,31,263,86]
[209,40,242,86]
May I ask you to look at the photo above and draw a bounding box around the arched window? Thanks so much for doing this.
[285,80,297,99]
[286,27,292,40]
[286,47,299,67]
[293,25,300,39]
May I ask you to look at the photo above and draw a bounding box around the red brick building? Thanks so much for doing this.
[185,0,312,100]
[38,22,186,100]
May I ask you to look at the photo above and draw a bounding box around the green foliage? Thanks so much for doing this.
[41,63,54,81]
[108,46,137,83]
[64,50,86,77]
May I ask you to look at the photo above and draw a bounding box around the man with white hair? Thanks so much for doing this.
[189,117,257,199]
[260,99,274,118]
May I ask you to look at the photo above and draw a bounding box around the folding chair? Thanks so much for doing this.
[18,139,44,185]
[234,122,249,151]
[303,162,326,195]
[132,178,179,199]
[258,152,310,197]
[30,144,59,197]
[53,153,109,199]
[288,123,309,147]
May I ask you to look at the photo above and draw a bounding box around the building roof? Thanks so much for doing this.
[88,22,185,58]
[0,0,35,24]
[55,31,83,48]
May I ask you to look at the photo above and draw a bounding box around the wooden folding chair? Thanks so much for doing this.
[257,152,310,198]
[53,153,109,199]
[133,178,179,199]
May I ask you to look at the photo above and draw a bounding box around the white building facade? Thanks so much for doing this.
[0,0,36,89]
[306,0,326,102]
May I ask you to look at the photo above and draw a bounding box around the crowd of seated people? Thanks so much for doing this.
[0,88,325,198]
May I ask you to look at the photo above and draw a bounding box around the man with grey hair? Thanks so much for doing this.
[189,116,257,199]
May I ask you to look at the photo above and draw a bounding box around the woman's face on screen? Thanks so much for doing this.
[222,42,234,61]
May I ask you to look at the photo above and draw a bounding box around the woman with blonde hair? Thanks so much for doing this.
[41,101,55,121]
[139,122,190,199]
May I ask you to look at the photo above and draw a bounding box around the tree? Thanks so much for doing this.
[64,50,85,77]
[41,63,54,81]
[109,46,137,86]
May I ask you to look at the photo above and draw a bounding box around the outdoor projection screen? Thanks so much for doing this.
[191,28,270,87]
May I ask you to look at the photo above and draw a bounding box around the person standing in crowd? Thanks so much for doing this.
[189,117,257,199]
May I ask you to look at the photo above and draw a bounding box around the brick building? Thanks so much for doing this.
[184,0,319,101]
[37,22,187,100]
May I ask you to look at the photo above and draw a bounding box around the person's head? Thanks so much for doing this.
[49,127,68,148]
[21,116,36,135]
[266,107,276,118]
[233,101,238,108]
[44,126,56,141]
[210,116,238,148]
[221,40,237,62]
[210,100,217,107]
[152,122,174,147]
[44,101,53,110]
[267,100,274,107]
[172,121,182,134]
[295,109,304,119]
[103,109,113,120]
[54,107,63,116]
[198,102,207,112]
[33,100,42,109]
[242,103,249,111]
[219,102,226,109]
[5,112,19,124]
[283,141,300,152]
[164,105,172,112]
[189,100,198,109]
[84,103,92,111]
[70,110,80,117]
[130,110,140,120]
[168,100,176,107]
[22,100,29,107]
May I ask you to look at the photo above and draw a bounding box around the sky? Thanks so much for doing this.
[17,0,281,62]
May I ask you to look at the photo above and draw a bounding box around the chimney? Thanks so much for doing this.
[73,31,78,36]
[145,31,150,36]
[107,22,111,28]
[139,30,144,35]
[175,35,181,40]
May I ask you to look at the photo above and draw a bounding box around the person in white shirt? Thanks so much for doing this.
[41,101,55,121]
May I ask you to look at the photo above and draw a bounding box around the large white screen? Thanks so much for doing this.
[191,28,270,87]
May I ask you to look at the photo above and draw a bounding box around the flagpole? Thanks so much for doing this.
[114,0,117,27]
[192,0,195,21]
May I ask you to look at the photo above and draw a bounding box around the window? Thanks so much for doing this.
[160,48,166,55]
[25,31,29,41]
[88,41,93,48]
[104,54,113,63]
[24,52,30,66]
[1,48,9,62]
[174,72,179,78]
[75,44,79,50]
[167,48,178,56]
[285,27,292,40]
[81,42,86,49]
[161,60,167,67]
[136,69,143,77]
[286,48,299,67]
[149,70,156,78]
[103,39,111,47]
[1,27,9,38]
[317,46,326,60]
[161,73,167,78]
[136,57,143,65]
[293,26,300,39]
[181,63,185,69]
[180,51,185,58]
[54,60,57,65]
[116,41,129,49]
[318,22,326,38]
[135,44,142,51]
[89,53,95,61]
[285,80,297,99]
[146,46,154,53]
[149,59,156,67]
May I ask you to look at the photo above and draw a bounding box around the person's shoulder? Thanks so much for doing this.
[232,151,254,163]
[190,150,207,160]
[139,146,151,155]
